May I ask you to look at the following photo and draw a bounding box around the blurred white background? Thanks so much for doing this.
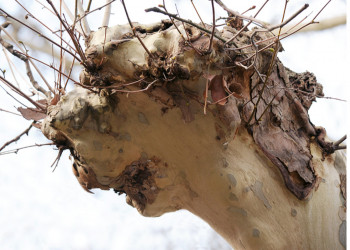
[0,0,347,249]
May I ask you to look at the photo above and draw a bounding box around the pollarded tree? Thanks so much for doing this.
[0,0,346,249]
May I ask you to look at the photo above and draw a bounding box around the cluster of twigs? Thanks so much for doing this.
[0,0,346,158]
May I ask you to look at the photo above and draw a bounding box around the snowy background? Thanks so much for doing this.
[0,0,347,249]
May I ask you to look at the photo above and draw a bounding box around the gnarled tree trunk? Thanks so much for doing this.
[40,21,346,249]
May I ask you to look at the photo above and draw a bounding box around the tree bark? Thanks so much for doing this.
[41,21,346,249]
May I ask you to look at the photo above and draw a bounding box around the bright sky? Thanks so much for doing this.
[0,0,347,249]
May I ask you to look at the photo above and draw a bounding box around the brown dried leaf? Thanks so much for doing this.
[208,75,228,105]
[18,107,47,121]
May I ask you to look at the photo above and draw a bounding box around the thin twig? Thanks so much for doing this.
[0,83,29,108]
[0,108,21,116]
[208,0,215,52]
[145,7,228,44]
[0,8,82,64]
[34,0,56,15]
[121,0,153,58]
[25,60,51,98]
[14,0,78,53]
[241,5,256,15]
[61,0,83,35]
[0,29,52,97]
[46,0,86,63]
[58,1,63,92]
[0,143,54,156]
[94,78,144,89]
[225,0,269,45]
[0,122,34,152]
[247,0,288,125]
[111,80,157,94]
[190,0,205,27]
[16,50,80,85]
[214,0,268,28]
[167,3,202,55]
[51,147,64,172]
[174,3,192,45]
[76,0,91,36]
[0,23,54,94]
[161,1,186,42]
[267,4,309,32]
[63,57,76,91]
[0,75,46,110]
[86,0,93,12]
[2,47,20,88]
[75,0,116,25]
[313,0,332,21]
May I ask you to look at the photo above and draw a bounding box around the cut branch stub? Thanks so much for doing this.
[43,20,336,202]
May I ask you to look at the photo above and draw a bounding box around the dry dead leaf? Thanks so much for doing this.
[203,74,228,105]
[18,107,47,121]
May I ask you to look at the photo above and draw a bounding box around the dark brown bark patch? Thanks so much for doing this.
[112,158,160,213]
[238,59,320,200]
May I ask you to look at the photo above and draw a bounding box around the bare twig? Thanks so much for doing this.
[63,57,76,91]
[190,0,205,27]
[34,0,56,15]
[214,0,268,28]
[247,0,289,125]
[241,5,256,15]
[14,0,78,54]
[0,108,21,116]
[46,0,87,64]
[276,14,345,34]
[76,0,115,27]
[86,0,93,12]
[267,4,309,32]
[94,78,144,89]
[0,122,34,152]
[204,77,209,114]
[174,3,192,44]
[121,0,153,58]
[51,147,65,172]
[161,1,186,41]
[166,3,202,55]
[25,60,51,98]
[0,24,54,94]
[225,0,269,45]
[0,143,54,156]
[58,1,63,91]
[208,0,215,52]
[145,7,228,44]
[0,25,50,97]
[313,0,332,21]
[0,83,28,108]
[0,75,46,110]
[61,0,83,35]
[15,51,80,86]
[111,80,158,94]
[0,8,82,64]
[2,47,20,88]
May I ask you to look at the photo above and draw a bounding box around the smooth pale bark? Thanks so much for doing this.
[41,22,346,249]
